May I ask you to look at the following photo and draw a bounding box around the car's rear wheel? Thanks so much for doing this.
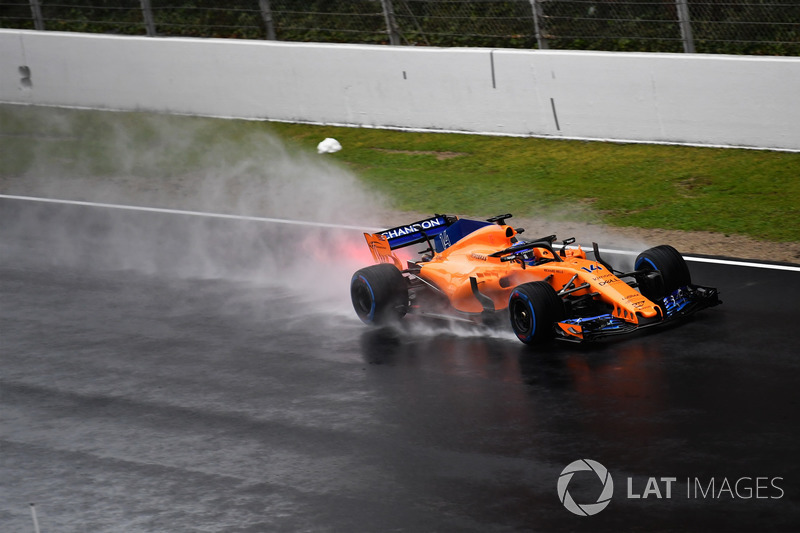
[634,245,691,300]
[508,281,565,345]
[350,264,408,325]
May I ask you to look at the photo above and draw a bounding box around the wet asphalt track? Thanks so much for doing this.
[1,198,799,532]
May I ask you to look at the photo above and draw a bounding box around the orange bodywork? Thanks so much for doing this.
[364,232,403,270]
[364,222,662,332]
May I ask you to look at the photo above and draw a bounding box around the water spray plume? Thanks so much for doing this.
[1,108,387,316]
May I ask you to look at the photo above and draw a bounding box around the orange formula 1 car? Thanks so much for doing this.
[350,214,720,344]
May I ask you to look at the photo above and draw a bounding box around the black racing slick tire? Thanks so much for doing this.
[350,264,408,325]
[508,281,565,345]
[634,245,691,300]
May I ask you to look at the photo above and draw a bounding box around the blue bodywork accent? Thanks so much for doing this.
[434,218,492,252]
[560,314,629,333]
[381,215,451,249]
[661,287,692,317]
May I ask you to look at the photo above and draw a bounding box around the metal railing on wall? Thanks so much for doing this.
[1,0,798,56]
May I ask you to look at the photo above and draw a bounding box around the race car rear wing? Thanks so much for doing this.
[364,214,456,268]
[378,214,456,249]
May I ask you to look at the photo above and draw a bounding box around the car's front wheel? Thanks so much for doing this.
[508,281,565,345]
[634,245,691,300]
[350,263,408,325]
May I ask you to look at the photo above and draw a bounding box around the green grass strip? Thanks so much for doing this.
[271,123,800,242]
[1,105,797,242]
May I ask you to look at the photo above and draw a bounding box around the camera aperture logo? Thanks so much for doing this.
[558,459,785,517]
[557,459,614,516]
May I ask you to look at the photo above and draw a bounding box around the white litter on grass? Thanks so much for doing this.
[317,137,342,154]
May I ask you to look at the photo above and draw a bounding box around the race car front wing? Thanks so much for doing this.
[556,284,721,342]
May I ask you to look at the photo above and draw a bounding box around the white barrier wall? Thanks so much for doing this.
[2,30,800,150]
